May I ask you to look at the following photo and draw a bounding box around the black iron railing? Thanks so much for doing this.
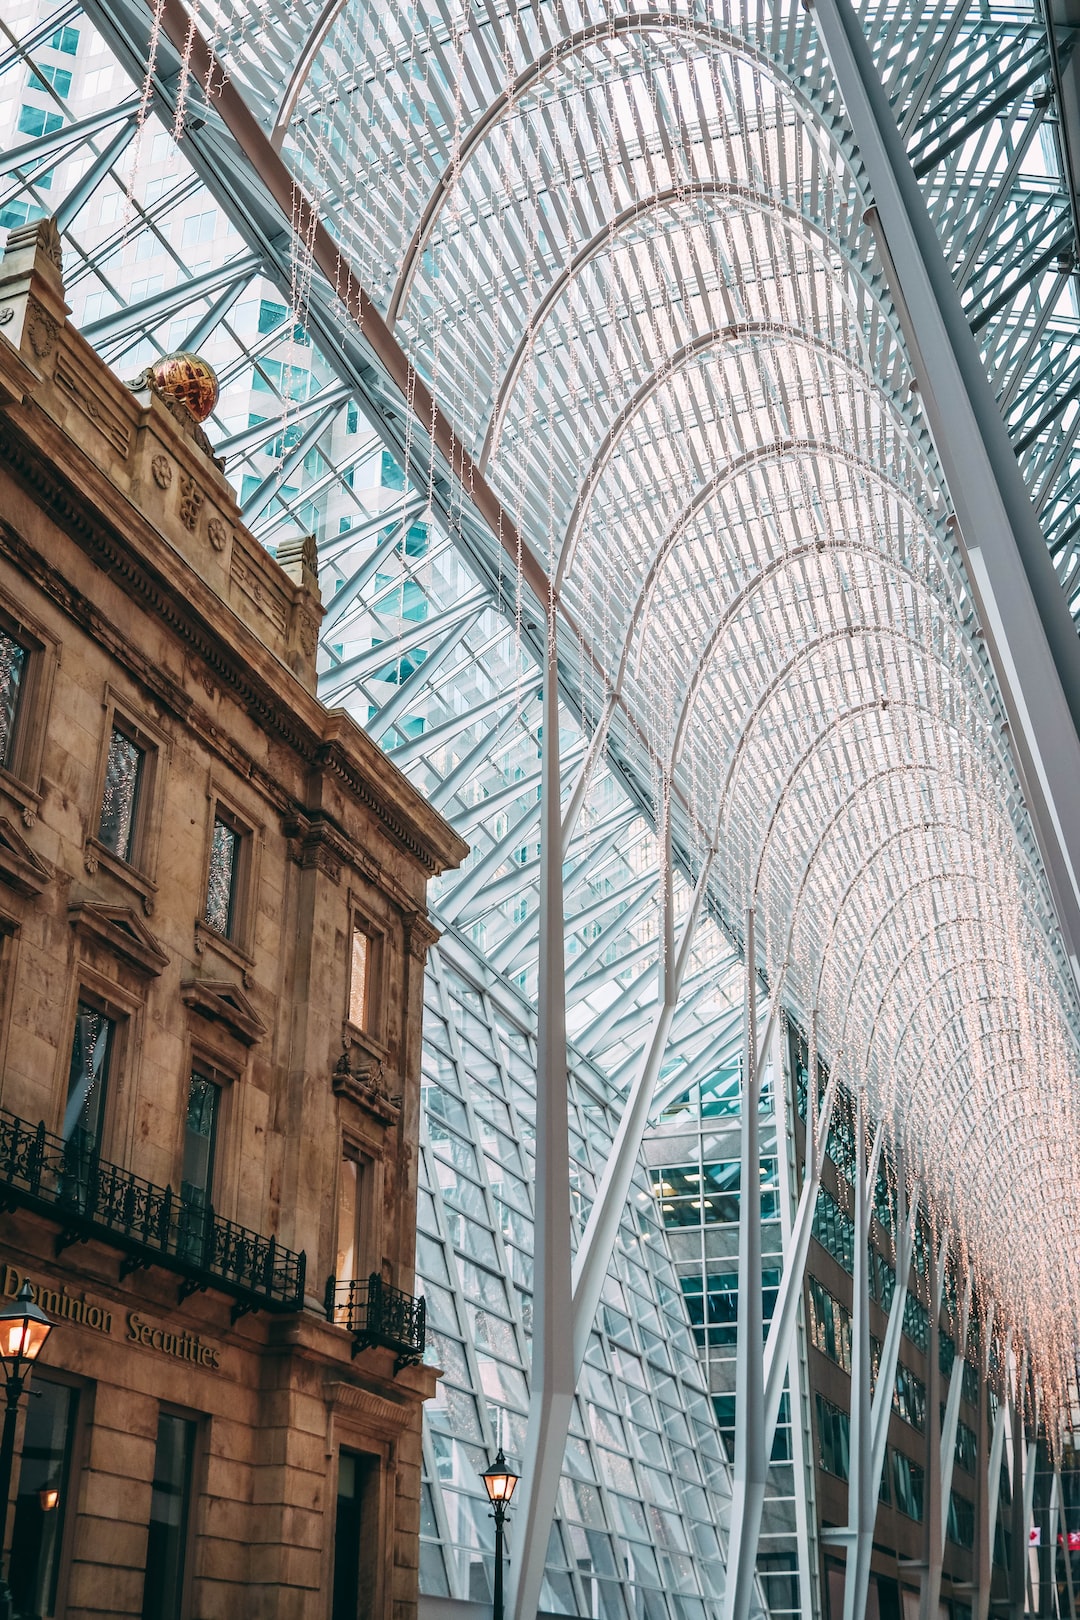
[325,1272,426,1371]
[0,1109,305,1319]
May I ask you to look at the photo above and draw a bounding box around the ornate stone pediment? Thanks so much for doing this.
[69,901,168,977]
[181,977,265,1046]
[0,816,50,896]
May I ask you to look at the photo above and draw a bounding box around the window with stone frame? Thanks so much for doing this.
[335,1140,369,1287]
[348,921,371,1030]
[0,627,28,772]
[97,724,146,863]
[62,1001,115,1205]
[0,599,57,799]
[202,807,252,943]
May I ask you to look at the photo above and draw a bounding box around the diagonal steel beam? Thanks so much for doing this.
[812,0,1080,1000]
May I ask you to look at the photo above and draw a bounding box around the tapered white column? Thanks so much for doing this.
[722,908,767,1620]
[511,626,574,1620]
[843,1095,875,1620]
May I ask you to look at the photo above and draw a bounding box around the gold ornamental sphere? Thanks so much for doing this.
[149,351,220,423]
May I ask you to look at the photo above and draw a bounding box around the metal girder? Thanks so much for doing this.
[812,0,1080,1002]
[510,635,574,1620]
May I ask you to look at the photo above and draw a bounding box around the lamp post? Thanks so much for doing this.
[0,1282,54,1620]
[479,1449,520,1620]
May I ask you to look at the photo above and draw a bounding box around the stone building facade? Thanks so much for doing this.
[0,217,465,1620]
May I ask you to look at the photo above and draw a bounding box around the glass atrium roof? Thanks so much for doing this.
[4,0,1080,1604]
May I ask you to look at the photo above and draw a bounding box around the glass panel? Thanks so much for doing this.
[204,817,240,936]
[142,1413,196,1620]
[62,1004,113,1199]
[349,927,369,1027]
[98,726,144,862]
[0,628,27,770]
[181,1072,218,1207]
[8,1376,77,1618]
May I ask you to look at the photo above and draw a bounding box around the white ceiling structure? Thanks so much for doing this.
[121,0,1080,1379]
[7,0,1080,1608]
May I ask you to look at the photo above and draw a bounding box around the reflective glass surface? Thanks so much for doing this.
[98,725,143,862]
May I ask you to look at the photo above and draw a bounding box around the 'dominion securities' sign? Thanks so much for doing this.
[3,1262,221,1368]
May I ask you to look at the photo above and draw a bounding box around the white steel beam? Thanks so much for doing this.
[510,629,574,1620]
[843,1094,875,1620]
[811,0,1080,995]
[722,908,767,1620]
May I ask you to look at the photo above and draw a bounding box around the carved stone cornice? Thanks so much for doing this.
[323,1379,418,1428]
[402,909,441,962]
[69,902,168,978]
[181,977,265,1045]
[0,816,50,897]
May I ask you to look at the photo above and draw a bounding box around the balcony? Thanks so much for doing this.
[325,1272,426,1372]
[0,1109,305,1319]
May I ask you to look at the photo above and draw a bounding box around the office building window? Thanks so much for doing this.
[98,726,145,863]
[8,1376,78,1618]
[204,815,242,937]
[63,1003,114,1183]
[333,1450,379,1620]
[142,1413,196,1620]
[807,1277,851,1372]
[0,628,27,771]
[892,1451,925,1521]
[893,1363,926,1431]
[815,1394,850,1481]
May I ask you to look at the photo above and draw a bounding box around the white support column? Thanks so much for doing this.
[762,1069,840,1443]
[772,1014,820,1620]
[570,850,711,1370]
[1055,1466,1077,1620]
[722,908,767,1620]
[810,0,1080,994]
[939,1273,974,1551]
[842,1095,875,1620]
[982,1333,1012,1620]
[921,1238,948,1620]
[870,1182,918,1493]
[510,628,574,1620]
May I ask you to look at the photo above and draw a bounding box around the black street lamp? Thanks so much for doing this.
[0,1283,54,1620]
[479,1449,520,1620]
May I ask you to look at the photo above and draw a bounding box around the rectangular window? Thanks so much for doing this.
[815,1394,850,1481]
[17,106,63,138]
[0,628,27,771]
[63,1003,114,1178]
[8,1376,78,1618]
[29,64,72,96]
[49,26,80,53]
[142,1413,196,1620]
[204,817,241,938]
[98,726,145,863]
[807,1277,851,1372]
[348,926,370,1029]
[181,1071,219,1208]
[892,1450,925,1521]
[893,1363,926,1432]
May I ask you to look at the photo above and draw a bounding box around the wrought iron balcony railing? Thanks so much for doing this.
[0,1109,305,1319]
[324,1271,426,1371]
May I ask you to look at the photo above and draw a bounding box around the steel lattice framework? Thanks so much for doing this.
[4,0,1080,1614]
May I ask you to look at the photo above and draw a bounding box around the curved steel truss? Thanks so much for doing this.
[4,0,1080,1612]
